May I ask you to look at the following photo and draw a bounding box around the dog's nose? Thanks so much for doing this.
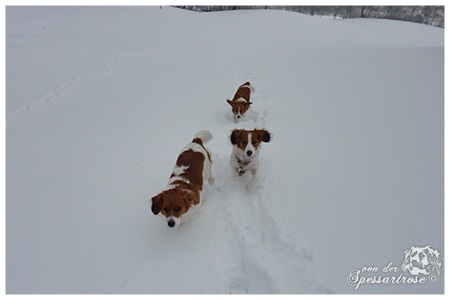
[168,220,175,228]
[237,115,241,119]
[246,150,252,156]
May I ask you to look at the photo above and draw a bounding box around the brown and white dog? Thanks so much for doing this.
[227,82,255,123]
[230,128,271,192]
[151,130,214,228]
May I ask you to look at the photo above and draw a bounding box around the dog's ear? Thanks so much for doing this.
[151,194,163,215]
[258,130,272,143]
[230,129,241,145]
[227,99,234,106]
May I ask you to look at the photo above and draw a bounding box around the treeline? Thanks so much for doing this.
[175,6,444,28]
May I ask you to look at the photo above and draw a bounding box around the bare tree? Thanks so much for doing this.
[342,6,353,18]
[385,6,402,19]
[430,6,444,26]
[409,6,419,20]
[422,6,433,24]
[360,6,370,18]
[333,6,339,19]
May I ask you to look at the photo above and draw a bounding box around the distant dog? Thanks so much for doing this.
[227,82,255,123]
[230,128,271,192]
[151,130,214,228]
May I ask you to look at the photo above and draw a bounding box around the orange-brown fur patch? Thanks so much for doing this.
[171,149,205,191]
[191,137,212,161]
[232,83,252,102]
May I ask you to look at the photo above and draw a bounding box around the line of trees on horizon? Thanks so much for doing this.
[175,6,444,28]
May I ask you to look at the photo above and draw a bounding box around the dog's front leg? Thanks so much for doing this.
[230,154,244,178]
[238,166,246,176]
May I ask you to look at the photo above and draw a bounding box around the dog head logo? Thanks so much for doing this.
[401,246,441,276]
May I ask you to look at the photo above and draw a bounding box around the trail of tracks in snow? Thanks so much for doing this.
[211,146,319,293]
[208,90,323,293]
[6,55,120,126]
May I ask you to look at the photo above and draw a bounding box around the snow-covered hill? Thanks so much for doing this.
[6,6,444,294]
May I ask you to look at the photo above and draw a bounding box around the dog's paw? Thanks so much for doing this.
[246,180,258,192]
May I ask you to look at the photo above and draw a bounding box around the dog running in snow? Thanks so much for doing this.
[230,128,272,192]
[150,130,214,228]
[227,82,255,123]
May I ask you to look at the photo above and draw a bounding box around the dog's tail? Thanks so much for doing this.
[193,130,213,144]
[243,81,255,94]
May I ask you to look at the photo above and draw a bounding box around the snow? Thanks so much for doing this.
[5,6,444,294]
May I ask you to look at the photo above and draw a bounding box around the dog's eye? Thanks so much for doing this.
[252,140,257,145]
[163,208,169,213]
[175,207,182,212]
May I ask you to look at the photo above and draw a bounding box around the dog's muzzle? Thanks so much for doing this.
[168,219,175,228]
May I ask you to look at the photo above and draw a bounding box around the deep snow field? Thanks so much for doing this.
[6,6,444,294]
